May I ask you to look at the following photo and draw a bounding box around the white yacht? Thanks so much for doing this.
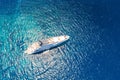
[24,35,70,54]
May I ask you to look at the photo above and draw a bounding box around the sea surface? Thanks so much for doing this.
[0,0,120,80]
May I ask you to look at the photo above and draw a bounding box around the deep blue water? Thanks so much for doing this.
[0,0,120,80]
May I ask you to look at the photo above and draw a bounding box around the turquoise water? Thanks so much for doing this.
[1,0,120,80]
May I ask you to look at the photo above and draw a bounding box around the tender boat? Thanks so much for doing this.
[24,35,70,54]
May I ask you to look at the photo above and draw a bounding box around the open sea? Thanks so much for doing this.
[0,0,120,80]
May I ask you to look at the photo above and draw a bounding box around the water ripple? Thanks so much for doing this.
[0,0,103,80]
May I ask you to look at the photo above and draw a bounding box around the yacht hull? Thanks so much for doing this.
[24,35,70,54]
